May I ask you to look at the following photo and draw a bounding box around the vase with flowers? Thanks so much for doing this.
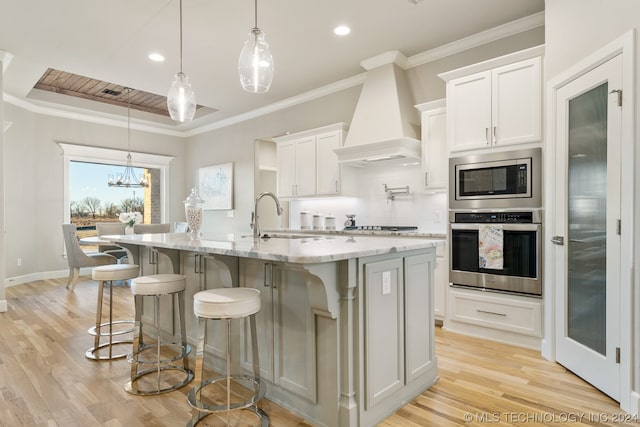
[119,211,143,234]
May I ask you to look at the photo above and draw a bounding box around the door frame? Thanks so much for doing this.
[543,30,635,413]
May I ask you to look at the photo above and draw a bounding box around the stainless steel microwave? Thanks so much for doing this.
[449,148,542,210]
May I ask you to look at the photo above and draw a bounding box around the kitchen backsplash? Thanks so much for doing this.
[289,163,447,234]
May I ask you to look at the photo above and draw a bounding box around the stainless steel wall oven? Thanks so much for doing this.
[449,210,542,296]
[449,148,542,296]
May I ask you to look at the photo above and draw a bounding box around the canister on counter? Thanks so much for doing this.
[312,213,324,230]
[325,214,336,230]
[300,210,311,230]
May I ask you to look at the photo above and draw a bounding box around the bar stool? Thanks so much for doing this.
[125,274,193,395]
[86,263,139,361]
[187,288,268,427]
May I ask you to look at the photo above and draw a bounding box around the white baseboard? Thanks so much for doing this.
[631,391,640,416]
[4,267,94,288]
[0,299,7,312]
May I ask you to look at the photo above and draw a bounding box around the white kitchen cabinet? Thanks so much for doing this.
[416,99,447,191]
[316,131,341,195]
[433,242,448,323]
[275,123,348,198]
[441,50,542,154]
[445,286,542,349]
[276,136,316,197]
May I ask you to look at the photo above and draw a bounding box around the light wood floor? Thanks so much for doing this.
[1,278,637,426]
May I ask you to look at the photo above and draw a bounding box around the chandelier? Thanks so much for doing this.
[108,88,149,188]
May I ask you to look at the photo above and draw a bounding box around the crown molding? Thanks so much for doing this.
[3,11,544,136]
[407,11,544,68]
[360,51,410,71]
[186,73,366,137]
[4,93,185,137]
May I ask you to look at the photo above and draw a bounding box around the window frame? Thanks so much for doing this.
[59,142,174,226]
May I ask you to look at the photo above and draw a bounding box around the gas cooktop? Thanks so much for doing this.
[343,225,418,232]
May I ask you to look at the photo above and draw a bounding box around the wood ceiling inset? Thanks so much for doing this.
[34,68,206,117]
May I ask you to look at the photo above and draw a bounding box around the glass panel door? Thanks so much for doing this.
[567,83,608,355]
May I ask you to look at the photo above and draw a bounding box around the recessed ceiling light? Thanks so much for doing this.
[148,53,165,62]
[334,25,351,36]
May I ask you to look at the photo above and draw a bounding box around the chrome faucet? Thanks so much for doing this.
[251,192,283,239]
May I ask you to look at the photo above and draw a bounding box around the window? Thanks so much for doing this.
[59,143,174,252]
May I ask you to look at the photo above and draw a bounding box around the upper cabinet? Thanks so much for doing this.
[415,99,447,191]
[439,46,543,154]
[275,123,349,198]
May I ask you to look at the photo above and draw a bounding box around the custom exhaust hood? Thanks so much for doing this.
[335,51,421,165]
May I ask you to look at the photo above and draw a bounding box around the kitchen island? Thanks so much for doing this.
[106,232,442,427]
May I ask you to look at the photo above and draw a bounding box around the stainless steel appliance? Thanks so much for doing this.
[449,147,541,210]
[449,210,542,296]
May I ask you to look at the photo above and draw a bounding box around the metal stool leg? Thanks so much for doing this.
[86,280,133,360]
[125,289,193,395]
[187,314,269,427]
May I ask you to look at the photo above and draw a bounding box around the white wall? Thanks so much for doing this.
[0,54,6,311]
[544,0,640,413]
[2,103,187,280]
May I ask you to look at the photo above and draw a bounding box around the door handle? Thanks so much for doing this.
[551,236,564,245]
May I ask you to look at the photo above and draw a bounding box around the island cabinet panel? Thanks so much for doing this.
[139,246,174,334]
[181,252,229,363]
[239,259,318,403]
[404,254,436,383]
[364,258,404,409]
[358,250,438,426]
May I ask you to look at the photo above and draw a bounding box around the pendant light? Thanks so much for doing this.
[108,88,149,188]
[238,0,274,93]
[167,0,196,122]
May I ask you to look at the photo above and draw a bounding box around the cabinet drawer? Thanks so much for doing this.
[448,288,542,337]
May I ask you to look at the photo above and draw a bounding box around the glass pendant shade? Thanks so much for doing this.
[238,28,274,93]
[167,72,196,122]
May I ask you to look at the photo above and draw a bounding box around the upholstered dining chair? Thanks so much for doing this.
[95,222,127,260]
[62,224,117,291]
[133,223,171,234]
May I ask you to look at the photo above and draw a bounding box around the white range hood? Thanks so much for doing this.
[335,51,421,165]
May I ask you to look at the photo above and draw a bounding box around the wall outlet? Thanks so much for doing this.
[227,210,235,218]
[434,210,442,223]
[17,258,21,266]
[382,271,391,295]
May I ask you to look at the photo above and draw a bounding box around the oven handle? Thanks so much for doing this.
[450,223,540,232]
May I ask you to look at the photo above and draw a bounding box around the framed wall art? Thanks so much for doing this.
[198,162,233,210]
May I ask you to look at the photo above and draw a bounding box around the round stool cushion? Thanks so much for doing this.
[131,274,186,296]
[194,288,261,319]
[92,263,140,281]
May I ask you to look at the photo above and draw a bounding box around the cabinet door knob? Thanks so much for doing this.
[493,126,497,144]
[485,127,489,145]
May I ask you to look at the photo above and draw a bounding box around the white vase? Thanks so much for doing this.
[125,225,134,235]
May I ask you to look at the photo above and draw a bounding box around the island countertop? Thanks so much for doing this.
[105,232,444,264]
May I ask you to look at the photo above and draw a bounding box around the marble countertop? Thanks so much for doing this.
[265,228,447,239]
[105,232,444,264]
